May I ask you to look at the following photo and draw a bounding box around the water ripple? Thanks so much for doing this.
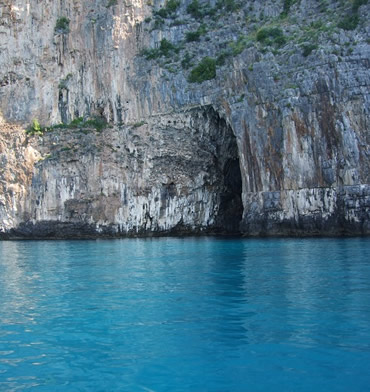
[0,238,370,391]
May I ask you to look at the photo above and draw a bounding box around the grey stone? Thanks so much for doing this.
[0,0,369,237]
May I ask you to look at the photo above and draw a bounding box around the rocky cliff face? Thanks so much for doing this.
[0,0,369,238]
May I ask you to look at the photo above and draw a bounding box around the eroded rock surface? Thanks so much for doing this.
[0,0,369,237]
[1,108,242,238]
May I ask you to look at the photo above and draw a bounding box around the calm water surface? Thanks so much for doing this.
[0,237,369,391]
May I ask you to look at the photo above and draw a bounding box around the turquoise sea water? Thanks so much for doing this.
[0,237,370,391]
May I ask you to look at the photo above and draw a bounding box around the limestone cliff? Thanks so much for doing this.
[0,0,369,238]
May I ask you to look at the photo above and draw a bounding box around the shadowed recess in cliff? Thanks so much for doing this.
[217,157,243,233]
[205,107,243,234]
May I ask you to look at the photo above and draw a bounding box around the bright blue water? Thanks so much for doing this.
[0,238,370,391]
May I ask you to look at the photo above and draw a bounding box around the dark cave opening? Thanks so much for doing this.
[205,108,243,234]
[217,157,243,234]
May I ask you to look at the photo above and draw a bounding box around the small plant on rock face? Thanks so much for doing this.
[106,0,118,7]
[301,43,318,57]
[152,17,165,30]
[69,117,84,128]
[352,0,368,12]
[32,119,41,132]
[154,0,180,18]
[170,19,186,26]
[55,17,70,34]
[181,52,193,69]
[257,27,281,42]
[26,115,109,136]
[337,0,366,31]
[185,25,207,42]
[165,0,180,13]
[141,38,178,59]
[141,47,159,60]
[188,57,216,83]
[186,0,222,19]
[51,117,84,130]
[338,14,359,30]
[281,0,296,17]
[187,0,202,19]
[156,8,168,18]
[132,120,147,128]
[159,38,176,56]
[256,27,286,48]
[58,73,73,89]
[54,116,107,132]
[84,117,107,132]
[26,119,44,135]
[216,50,231,65]
[216,0,241,12]
[230,35,249,55]
[236,94,245,102]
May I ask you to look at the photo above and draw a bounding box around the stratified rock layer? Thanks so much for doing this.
[0,0,369,238]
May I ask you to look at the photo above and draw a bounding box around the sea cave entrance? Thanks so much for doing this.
[199,107,243,234]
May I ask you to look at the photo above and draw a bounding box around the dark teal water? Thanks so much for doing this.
[0,238,370,391]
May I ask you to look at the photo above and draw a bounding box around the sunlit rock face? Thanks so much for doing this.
[0,108,242,238]
[0,0,369,237]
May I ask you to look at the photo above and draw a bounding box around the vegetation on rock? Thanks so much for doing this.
[281,0,297,17]
[142,39,180,59]
[26,117,108,135]
[256,27,286,48]
[154,0,180,18]
[188,57,216,83]
[55,17,70,34]
[139,0,368,82]
[186,25,207,42]
[106,0,118,7]
[26,119,43,135]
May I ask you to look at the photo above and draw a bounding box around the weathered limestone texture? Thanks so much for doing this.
[0,0,369,237]
[1,109,242,238]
